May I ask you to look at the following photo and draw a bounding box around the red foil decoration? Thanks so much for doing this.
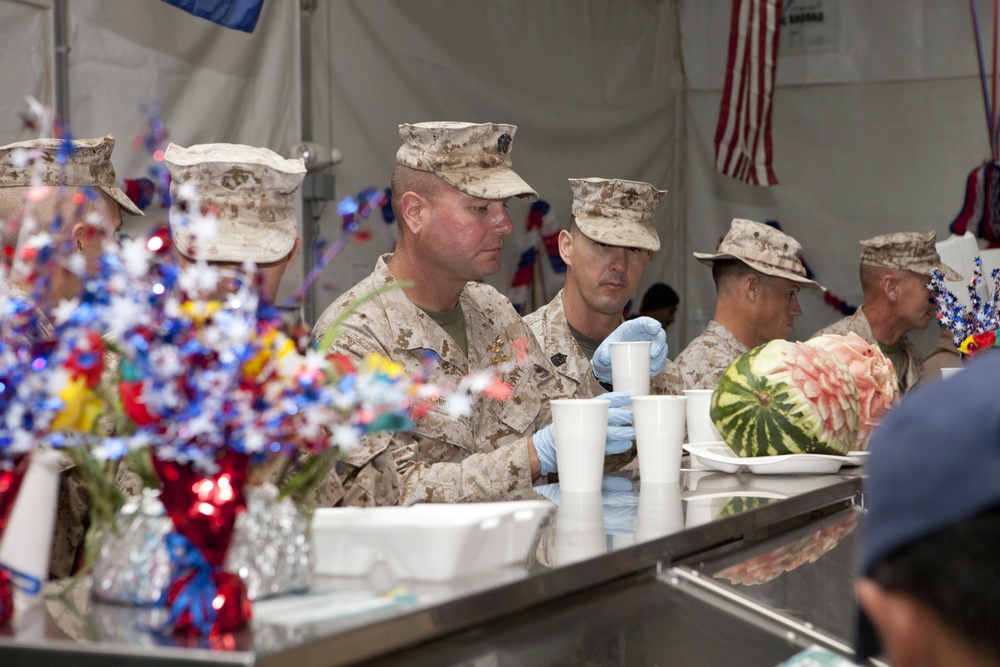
[153,451,251,635]
[0,455,29,627]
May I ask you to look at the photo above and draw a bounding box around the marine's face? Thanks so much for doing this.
[752,274,802,345]
[562,231,650,317]
[422,182,514,282]
[895,270,935,331]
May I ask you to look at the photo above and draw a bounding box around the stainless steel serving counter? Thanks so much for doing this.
[0,466,868,667]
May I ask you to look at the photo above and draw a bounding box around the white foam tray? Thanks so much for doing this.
[311,501,553,582]
[683,443,863,475]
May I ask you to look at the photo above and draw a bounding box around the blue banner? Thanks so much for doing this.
[161,0,265,33]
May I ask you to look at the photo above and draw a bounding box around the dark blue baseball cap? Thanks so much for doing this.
[855,351,1000,661]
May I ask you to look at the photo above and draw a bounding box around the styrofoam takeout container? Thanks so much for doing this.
[311,501,553,582]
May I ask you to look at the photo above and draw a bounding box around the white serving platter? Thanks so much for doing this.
[683,442,855,475]
[311,500,552,582]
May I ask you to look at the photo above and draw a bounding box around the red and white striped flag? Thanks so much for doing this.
[714,0,783,186]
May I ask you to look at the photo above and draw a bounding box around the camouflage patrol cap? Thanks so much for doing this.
[693,218,824,290]
[569,178,664,252]
[165,143,306,263]
[396,122,537,200]
[0,134,142,216]
[859,231,961,281]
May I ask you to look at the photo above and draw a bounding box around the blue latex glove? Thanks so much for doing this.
[591,317,668,384]
[534,475,636,504]
[601,391,635,454]
[534,477,638,533]
[603,490,640,534]
[533,392,635,476]
[533,424,560,478]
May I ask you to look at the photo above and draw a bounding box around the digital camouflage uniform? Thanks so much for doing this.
[813,307,922,394]
[526,290,683,470]
[916,325,961,388]
[674,320,750,390]
[312,254,568,507]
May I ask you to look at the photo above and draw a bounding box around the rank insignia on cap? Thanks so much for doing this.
[497,133,512,154]
[550,353,567,367]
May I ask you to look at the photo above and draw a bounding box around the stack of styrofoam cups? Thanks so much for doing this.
[0,448,63,612]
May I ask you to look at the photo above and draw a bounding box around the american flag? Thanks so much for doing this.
[714,0,783,186]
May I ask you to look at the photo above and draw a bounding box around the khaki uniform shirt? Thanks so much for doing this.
[916,326,961,389]
[674,320,750,390]
[526,290,684,473]
[812,306,921,394]
[312,254,568,507]
[525,290,683,400]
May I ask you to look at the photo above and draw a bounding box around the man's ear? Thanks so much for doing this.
[557,229,574,267]
[882,272,900,302]
[743,272,760,302]
[855,578,928,667]
[398,191,427,235]
[71,221,104,258]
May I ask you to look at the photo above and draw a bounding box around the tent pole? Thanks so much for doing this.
[300,0,317,326]
[53,0,70,127]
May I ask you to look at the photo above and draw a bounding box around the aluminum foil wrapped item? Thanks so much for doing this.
[227,483,314,600]
[92,484,313,604]
[91,489,174,605]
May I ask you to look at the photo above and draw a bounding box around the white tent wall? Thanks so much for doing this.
[307,0,685,350]
[0,1,54,141]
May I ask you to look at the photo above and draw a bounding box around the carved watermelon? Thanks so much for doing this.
[711,340,860,457]
[803,332,899,451]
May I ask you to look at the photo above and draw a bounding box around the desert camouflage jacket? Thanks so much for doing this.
[3,278,54,342]
[525,290,684,398]
[812,306,921,394]
[312,255,568,506]
[526,290,684,473]
[674,320,749,391]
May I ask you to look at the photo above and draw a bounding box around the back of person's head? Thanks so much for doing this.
[640,282,679,312]
[711,258,756,291]
[866,503,1000,663]
[856,351,1000,664]
[165,142,305,264]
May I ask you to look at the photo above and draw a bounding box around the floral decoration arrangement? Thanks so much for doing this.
[0,110,523,637]
[930,258,1000,359]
